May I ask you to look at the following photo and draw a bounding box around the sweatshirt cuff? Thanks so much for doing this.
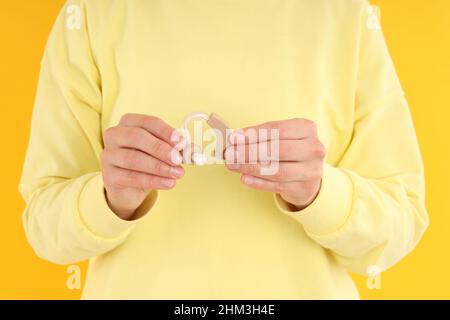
[274,164,354,235]
[78,173,158,239]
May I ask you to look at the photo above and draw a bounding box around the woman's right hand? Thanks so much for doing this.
[100,114,185,220]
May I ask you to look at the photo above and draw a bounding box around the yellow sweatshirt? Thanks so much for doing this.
[20,0,429,299]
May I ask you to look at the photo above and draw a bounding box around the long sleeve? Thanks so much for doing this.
[19,1,156,265]
[275,2,429,275]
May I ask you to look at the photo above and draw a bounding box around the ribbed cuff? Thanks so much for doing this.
[78,173,158,239]
[274,164,354,236]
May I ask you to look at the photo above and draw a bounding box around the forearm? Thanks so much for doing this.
[276,163,428,275]
[21,172,150,265]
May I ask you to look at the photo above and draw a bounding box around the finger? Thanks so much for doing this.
[102,149,184,179]
[103,165,177,190]
[226,161,322,182]
[225,139,320,163]
[104,126,183,166]
[119,114,183,146]
[230,118,317,145]
[239,174,289,194]
[241,175,311,199]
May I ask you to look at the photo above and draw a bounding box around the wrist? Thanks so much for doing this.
[104,189,140,221]
[280,179,322,211]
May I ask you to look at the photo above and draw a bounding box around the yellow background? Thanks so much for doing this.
[0,0,449,299]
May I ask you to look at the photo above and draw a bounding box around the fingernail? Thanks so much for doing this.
[230,132,245,144]
[171,131,181,143]
[225,146,242,164]
[235,150,244,163]
[169,167,184,178]
[226,162,240,170]
[225,147,234,161]
[163,179,176,188]
[172,133,187,150]
[178,137,187,150]
[242,175,254,185]
[170,150,183,165]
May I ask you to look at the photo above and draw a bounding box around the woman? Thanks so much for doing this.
[20,0,428,299]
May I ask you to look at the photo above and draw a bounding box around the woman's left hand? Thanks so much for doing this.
[225,118,326,210]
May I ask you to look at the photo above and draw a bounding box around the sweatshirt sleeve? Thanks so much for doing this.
[275,2,429,275]
[19,1,157,265]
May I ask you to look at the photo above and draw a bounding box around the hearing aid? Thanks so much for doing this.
[181,112,232,165]
[182,142,207,166]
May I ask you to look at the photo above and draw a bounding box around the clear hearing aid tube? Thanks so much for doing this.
[182,113,209,165]
[181,112,231,165]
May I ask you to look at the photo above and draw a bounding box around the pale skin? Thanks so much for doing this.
[101,114,186,220]
[224,118,326,210]
[101,114,325,220]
